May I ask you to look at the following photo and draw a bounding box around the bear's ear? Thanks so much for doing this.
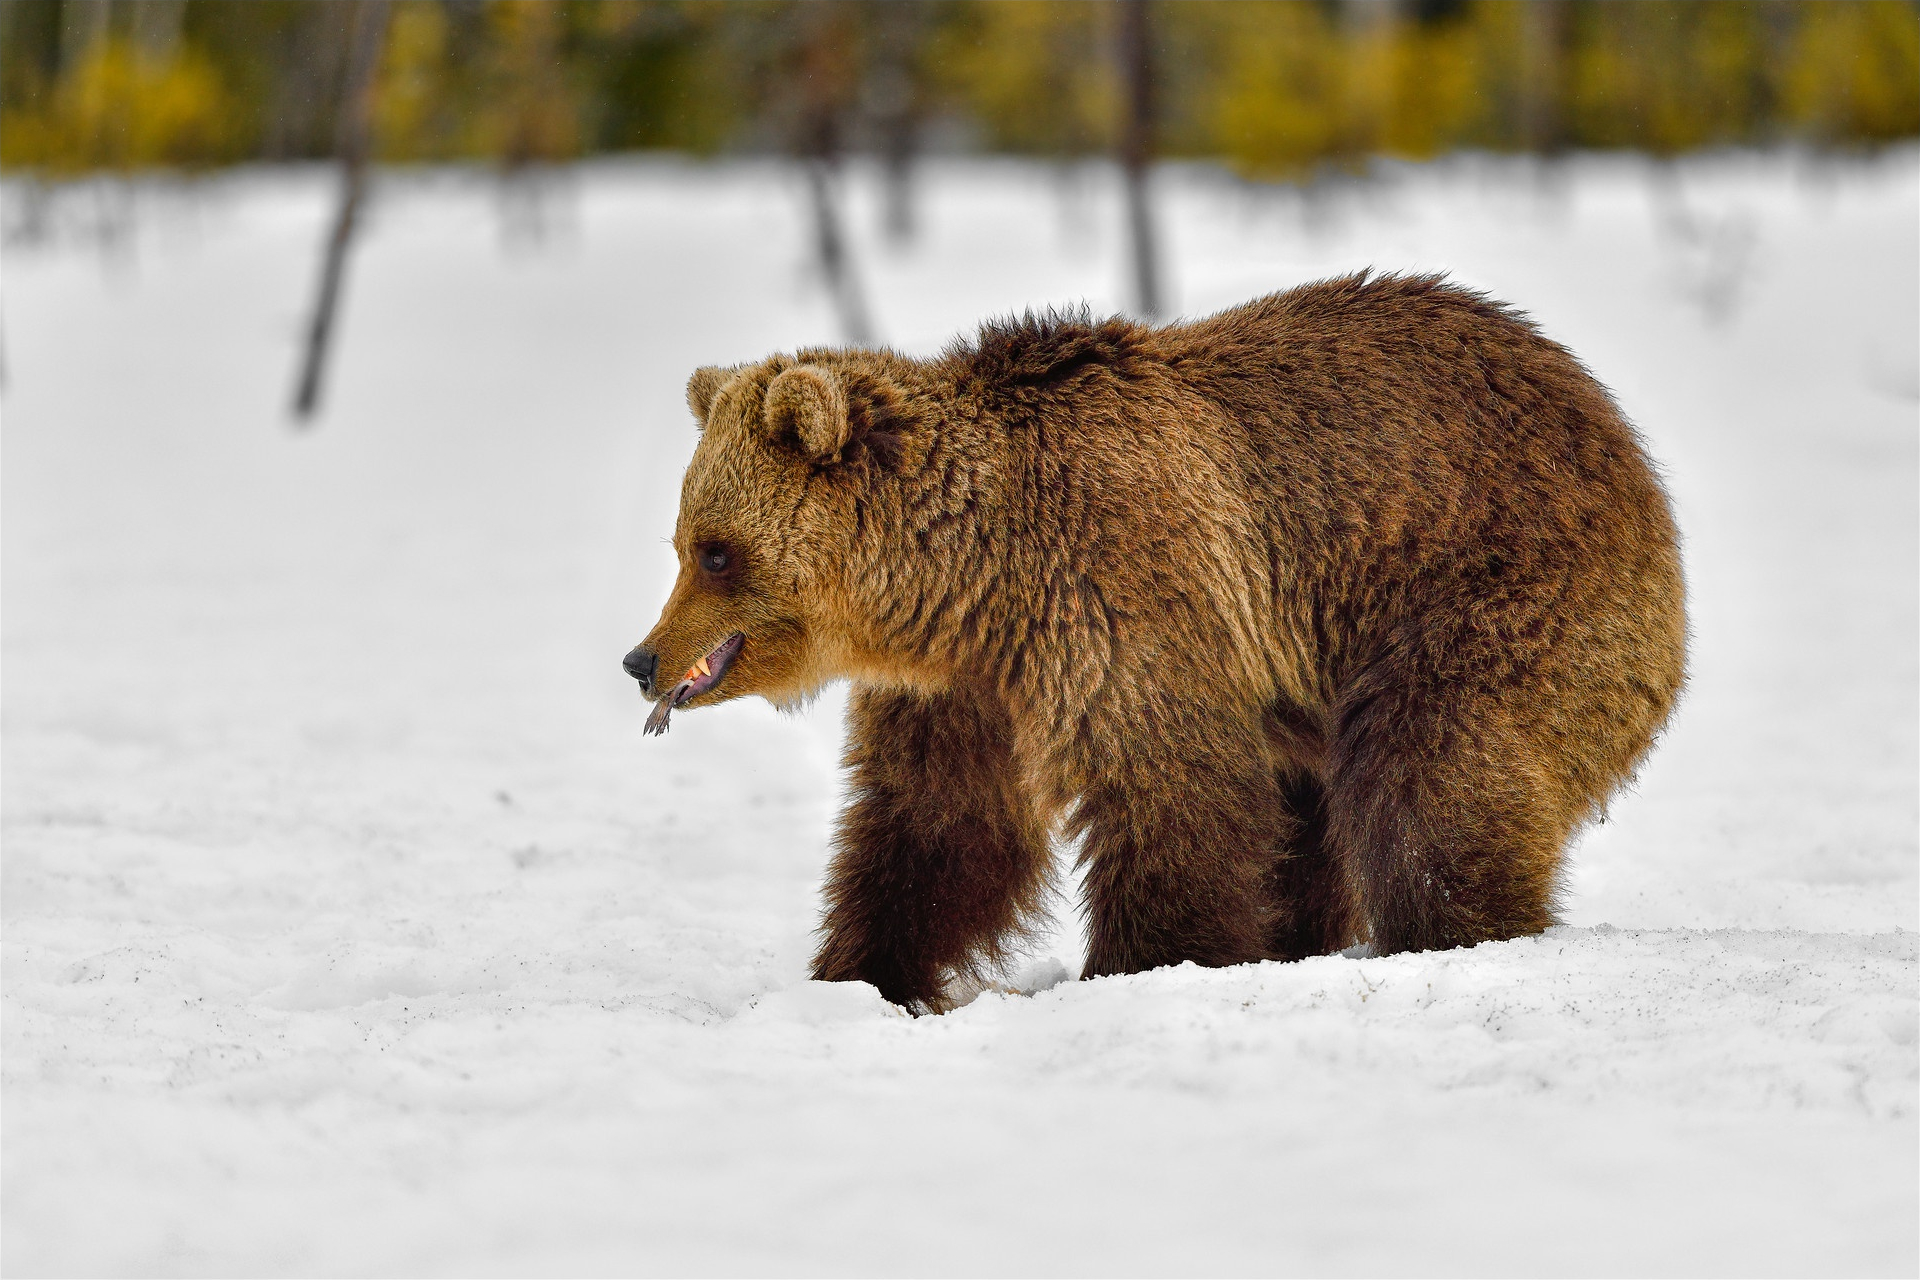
[686,365,735,429]
[762,365,851,463]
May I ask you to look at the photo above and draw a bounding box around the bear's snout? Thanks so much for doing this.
[622,644,659,694]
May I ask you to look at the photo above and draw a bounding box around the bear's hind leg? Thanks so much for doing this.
[1324,690,1571,954]
[1263,772,1360,961]
[812,685,1052,1012]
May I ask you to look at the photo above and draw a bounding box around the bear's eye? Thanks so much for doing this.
[699,545,731,575]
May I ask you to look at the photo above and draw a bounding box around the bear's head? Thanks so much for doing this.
[630,354,932,725]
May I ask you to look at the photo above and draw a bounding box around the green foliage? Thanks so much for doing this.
[1,0,1914,176]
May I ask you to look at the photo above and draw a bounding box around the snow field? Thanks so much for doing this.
[3,152,1916,1275]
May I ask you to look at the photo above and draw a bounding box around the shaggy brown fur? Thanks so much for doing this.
[631,272,1687,1012]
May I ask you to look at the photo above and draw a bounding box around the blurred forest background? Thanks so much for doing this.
[4,0,1916,179]
[2,0,1915,407]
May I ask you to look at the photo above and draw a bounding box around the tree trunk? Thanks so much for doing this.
[292,0,390,423]
[1116,0,1160,322]
[792,3,874,346]
[806,159,874,347]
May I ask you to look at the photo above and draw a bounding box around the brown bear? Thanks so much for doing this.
[625,272,1686,1012]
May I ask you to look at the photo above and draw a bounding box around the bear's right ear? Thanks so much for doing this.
[762,365,851,464]
[686,366,734,429]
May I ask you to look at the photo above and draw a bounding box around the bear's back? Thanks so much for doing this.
[1155,275,1683,713]
[1162,273,1675,574]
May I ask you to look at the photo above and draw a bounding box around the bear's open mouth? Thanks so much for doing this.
[643,632,745,736]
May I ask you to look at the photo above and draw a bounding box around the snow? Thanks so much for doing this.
[4,152,1916,1276]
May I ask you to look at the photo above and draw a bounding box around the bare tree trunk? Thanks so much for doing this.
[791,2,875,347]
[867,1,925,247]
[1116,0,1160,322]
[806,159,873,347]
[875,74,917,247]
[1518,0,1565,155]
[292,0,390,423]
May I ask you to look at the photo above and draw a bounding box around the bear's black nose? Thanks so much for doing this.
[623,645,658,693]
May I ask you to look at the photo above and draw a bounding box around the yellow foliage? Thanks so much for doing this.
[1,38,236,172]
[1568,2,1772,155]
[937,1,1115,154]
[2,0,1914,175]
[1379,17,1485,160]
[1784,0,1920,143]
[1205,2,1349,179]
[1204,0,1915,178]
[470,0,583,165]
[375,1,456,162]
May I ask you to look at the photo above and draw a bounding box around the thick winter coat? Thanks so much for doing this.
[627,273,1687,1011]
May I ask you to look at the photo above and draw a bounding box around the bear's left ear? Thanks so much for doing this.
[686,365,736,429]
[763,365,851,464]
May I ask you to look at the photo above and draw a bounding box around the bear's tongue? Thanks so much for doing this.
[642,633,744,737]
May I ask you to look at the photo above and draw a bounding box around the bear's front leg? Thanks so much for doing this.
[811,685,1052,1012]
[1069,703,1285,979]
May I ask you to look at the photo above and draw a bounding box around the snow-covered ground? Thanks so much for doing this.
[3,152,1915,1276]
